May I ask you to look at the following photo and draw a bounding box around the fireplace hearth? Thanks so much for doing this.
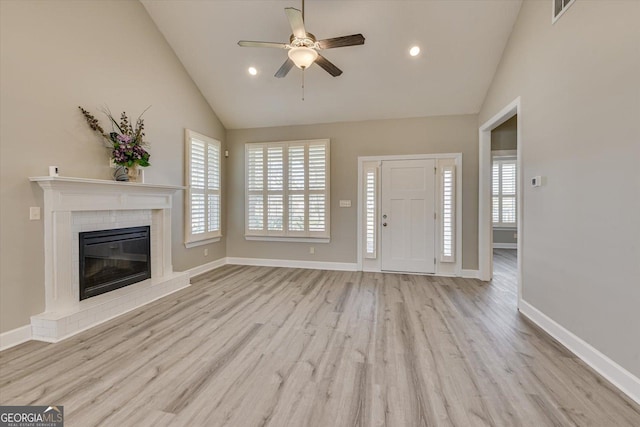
[79,226,151,300]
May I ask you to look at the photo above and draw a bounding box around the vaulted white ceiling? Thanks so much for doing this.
[141,0,522,129]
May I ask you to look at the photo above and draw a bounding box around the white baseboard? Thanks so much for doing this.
[461,269,480,279]
[0,324,32,351]
[519,299,640,405]
[184,257,227,278]
[493,243,517,249]
[226,257,357,272]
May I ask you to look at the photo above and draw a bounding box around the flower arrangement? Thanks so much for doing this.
[79,106,151,168]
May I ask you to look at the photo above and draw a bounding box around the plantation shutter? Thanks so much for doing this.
[492,158,517,227]
[364,165,378,258]
[247,145,264,233]
[441,165,456,262]
[185,130,221,247]
[245,139,330,239]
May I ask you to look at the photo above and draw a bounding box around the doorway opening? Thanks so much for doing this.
[491,116,518,294]
[478,97,522,307]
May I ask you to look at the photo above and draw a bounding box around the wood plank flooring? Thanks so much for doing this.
[1,253,639,426]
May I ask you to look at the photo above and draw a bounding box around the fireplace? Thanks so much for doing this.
[79,226,151,300]
[30,176,188,342]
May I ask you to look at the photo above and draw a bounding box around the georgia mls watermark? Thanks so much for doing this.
[0,406,63,427]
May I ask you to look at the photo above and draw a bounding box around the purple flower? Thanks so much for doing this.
[117,134,132,143]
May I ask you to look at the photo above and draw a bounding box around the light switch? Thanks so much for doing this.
[531,176,543,187]
[339,200,351,208]
[30,207,41,220]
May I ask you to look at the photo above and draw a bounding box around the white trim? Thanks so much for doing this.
[519,300,640,405]
[492,150,517,157]
[461,269,480,279]
[244,236,330,243]
[478,97,522,309]
[357,153,463,162]
[552,0,577,24]
[0,325,32,351]
[226,257,357,272]
[357,153,463,275]
[184,257,227,278]
[493,243,517,249]
[184,237,221,248]
[357,161,364,270]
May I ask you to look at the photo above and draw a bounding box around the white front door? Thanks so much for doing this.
[380,159,436,273]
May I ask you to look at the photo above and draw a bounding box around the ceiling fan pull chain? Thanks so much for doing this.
[301,69,305,101]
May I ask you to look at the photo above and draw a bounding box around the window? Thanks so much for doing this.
[553,0,576,23]
[185,129,221,247]
[364,165,378,258]
[441,165,456,262]
[492,157,516,228]
[245,139,330,240]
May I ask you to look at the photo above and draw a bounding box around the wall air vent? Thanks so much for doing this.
[553,0,576,23]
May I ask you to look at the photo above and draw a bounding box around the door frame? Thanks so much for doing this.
[478,97,523,306]
[356,153,462,274]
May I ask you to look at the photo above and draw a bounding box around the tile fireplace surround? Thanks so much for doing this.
[29,176,189,342]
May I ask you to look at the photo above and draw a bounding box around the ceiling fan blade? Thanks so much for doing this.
[285,7,306,39]
[275,58,295,78]
[315,54,342,77]
[317,34,365,49]
[238,41,287,49]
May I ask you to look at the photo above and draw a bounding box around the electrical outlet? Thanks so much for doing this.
[204,248,209,256]
[309,247,315,254]
[29,207,41,220]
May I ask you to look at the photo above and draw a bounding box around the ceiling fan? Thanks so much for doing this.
[237,0,365,78]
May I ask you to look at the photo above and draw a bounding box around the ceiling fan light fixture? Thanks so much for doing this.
[288,46,318,69]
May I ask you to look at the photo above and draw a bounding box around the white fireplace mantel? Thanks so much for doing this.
[29,176,188,342]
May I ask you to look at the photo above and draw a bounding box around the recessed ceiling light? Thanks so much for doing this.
[409,46,420,57]
[248,67,258,76]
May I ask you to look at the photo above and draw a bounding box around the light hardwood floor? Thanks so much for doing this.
[1,254,639,426]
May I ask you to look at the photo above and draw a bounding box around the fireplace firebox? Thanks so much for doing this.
[79,226,151,300]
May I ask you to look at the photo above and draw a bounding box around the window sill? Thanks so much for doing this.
[493,226,516,231]
[185,237,221,248]
[245,236,330,243]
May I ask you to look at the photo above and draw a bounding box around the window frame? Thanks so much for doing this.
[363,164,378,259]
[440,164,456,263]
[244,139,330,242]
[184,129,222,248]
[492,155,517,229]
[552,0,576,24]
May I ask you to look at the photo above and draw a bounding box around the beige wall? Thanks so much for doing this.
[491,115,517,152]
[226,115,479,270]
[0,0,226,333]
[480,1,640,377]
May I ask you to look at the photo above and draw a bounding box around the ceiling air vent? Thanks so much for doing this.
[553,0,576,23]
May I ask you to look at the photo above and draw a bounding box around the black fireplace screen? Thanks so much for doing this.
[79,226,151,300]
